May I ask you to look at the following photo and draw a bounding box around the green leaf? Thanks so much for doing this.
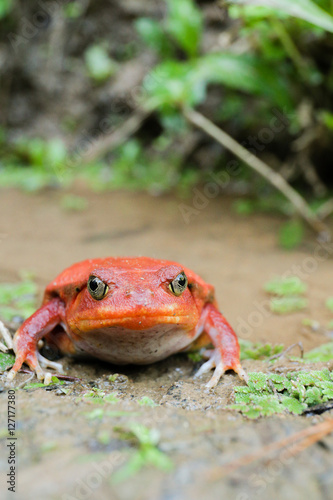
[24,382,46,389]
[135,18,173,57]
[270,296,308,314]
[166,0,203,57]
[279,395,306,414]
[229,0,333,33]
[264,276,307,296]
[145,53,292,109]
[196,53,291,107]
[0,0,13,19]
[279,219,304,249]
[0,352,15,372]
[85,45,117,83]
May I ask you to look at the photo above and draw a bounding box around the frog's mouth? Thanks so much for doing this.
[72,314,195,332]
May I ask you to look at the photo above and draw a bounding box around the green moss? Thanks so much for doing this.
[239,339,284,360]
[229,369,333,418]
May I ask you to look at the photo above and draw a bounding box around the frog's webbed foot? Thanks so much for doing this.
[5,298,66,383]
[7,347,64,383]
[0,320,14,352]
[195,348,248,389]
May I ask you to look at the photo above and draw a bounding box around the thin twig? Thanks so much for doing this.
[183,107,331,240]
[208,418,333,481]
[80,108,151,165]
[316,198,333,221]
[268,342,303,361]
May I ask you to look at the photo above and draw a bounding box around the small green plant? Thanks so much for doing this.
[82,389,119,405]
[239,339,284,360]
[138,396,158,407]
[279,220,305,249]
[269,296,308,314]
[0,278,38,321]
[187,351,204,362]
[303,342,333,362]
[264,276,307,296]
[230,369,333,418]
[23,376,65,390]
[264,275,308,314]
[112,424,173,483]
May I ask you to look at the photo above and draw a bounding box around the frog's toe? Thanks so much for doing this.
[195,349,247,388]
[194,350,223,388]
[37,352,64,374]
[7,348,43,382]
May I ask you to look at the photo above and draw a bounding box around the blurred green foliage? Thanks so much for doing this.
[264,276,307,296]
[0,0,332,231]
[84,44,118,83]
[264,275,309,313]
[0,277,38,322]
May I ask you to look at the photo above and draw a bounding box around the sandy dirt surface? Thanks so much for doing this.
[0,188,333,500]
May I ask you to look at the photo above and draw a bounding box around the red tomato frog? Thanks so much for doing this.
[4,257,247,388]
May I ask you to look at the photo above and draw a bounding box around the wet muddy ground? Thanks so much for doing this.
[0,188,333,500]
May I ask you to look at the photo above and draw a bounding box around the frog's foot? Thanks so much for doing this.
[7,349,64,383]
[0,320,14,352]
[7,347,45,382]
[195,348,248,389]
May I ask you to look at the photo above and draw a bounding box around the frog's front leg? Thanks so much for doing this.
[194,303,247,388]
[7,298,66,381]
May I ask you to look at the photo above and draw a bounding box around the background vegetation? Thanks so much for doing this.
[0,0,333,243]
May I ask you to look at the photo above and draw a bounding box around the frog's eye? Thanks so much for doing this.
[87,276,109,300]
[169,272,188,297]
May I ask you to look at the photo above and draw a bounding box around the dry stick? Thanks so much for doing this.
[208,418,333,481]
[81,107,151,165]
[268,341,303,361]
[316,198,333,221]
[183,107,331,240]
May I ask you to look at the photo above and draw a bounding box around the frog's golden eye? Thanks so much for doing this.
[169,272,188,296]
[87,276,109,300]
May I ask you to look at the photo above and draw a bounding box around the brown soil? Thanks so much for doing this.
[0,188,333,500]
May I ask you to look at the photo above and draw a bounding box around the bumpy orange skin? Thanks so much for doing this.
[8,257,246,387]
